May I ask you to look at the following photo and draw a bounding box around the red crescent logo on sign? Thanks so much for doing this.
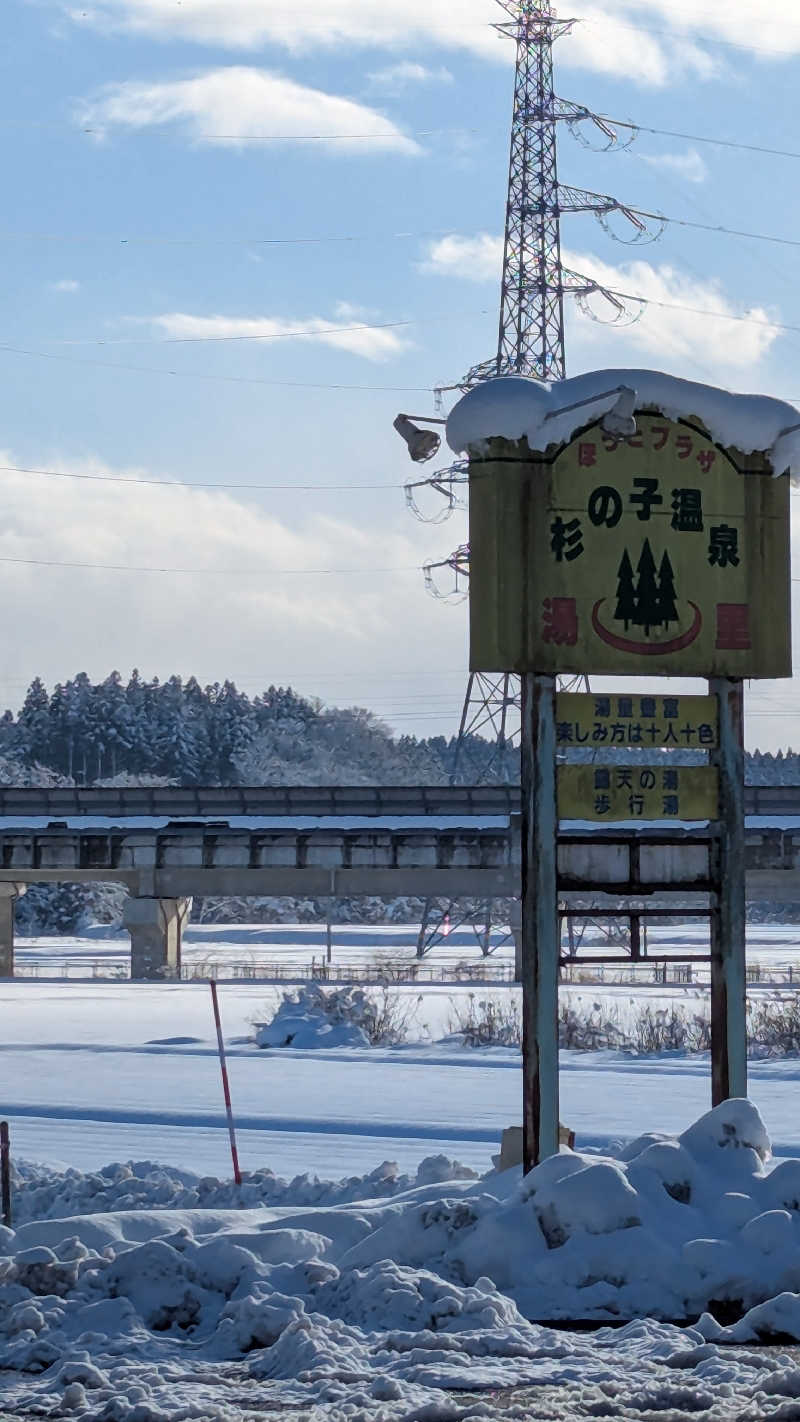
[591,599,703,656]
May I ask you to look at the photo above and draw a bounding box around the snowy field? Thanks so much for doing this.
[6,930,800,1417]
[4,923,800,1180]
[12,919,800,983]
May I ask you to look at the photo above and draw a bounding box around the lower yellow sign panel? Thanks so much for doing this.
[558,764,719,822]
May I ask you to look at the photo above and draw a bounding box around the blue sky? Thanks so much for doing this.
[4,0,800,748]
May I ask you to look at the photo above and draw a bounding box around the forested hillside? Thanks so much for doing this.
[2,671,512,786]
[0,671,796,787]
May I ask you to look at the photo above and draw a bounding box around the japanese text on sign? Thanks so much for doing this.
[556,692,718,749]
[468,409,791,679]
[558,764,719,823]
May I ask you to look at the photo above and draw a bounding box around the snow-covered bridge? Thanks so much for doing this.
[0,783,792,818]
[0,785,798,977]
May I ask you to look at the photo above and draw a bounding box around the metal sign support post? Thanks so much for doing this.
[710,677,747,1103]
[521,671,560,1172]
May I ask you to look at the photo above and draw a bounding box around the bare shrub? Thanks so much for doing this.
[447,990,800,1059]
[449,995,628,1051]
[367,985,422,1045]
[447,994,521,1047]
[631,1004,711,1054]
[747,994,800,1057]
[559,1000,628,1051]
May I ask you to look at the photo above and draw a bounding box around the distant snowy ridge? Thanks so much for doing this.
[447,370,800,476]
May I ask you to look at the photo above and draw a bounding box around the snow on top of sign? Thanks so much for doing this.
[446,370,800,475]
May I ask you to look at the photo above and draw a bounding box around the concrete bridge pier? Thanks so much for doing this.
[0,884,25,977]
[124,896,192,981]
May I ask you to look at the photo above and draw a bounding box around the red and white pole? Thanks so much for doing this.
[209,980,242,1185]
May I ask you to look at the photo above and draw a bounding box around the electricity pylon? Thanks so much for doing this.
[412,0,644,955]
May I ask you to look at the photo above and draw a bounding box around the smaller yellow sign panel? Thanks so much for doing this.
[558,764,719,823]
[556,692,718,751]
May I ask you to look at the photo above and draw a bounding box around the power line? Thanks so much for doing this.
[4,146,800,266]
[1,282,797,390]
[169,128,476,143]
[0,668,470,688]
[0,119,477,143]
[604,115,800,165]
[12,283,800,354]
[47,311,485,348]
[2,285,797,385]
[0,553,420,577]
[4,55,800,170]
[0,226,449,247]
[8,207,800,260]
[0,343,436,393]
[0,462,404,492]
[656,213,800,254]
[621,136,800,375]
[607,290,798,340]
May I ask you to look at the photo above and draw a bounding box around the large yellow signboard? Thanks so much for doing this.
[558,764,719,823]
[469,412,791,678]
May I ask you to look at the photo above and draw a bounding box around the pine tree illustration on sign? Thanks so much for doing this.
[614,550,636,629]
[632,540,660,636]
[612,541,680,638]
[657,550,678,628]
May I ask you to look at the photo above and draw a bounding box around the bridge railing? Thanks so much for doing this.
[0,785,519,820]
[0,782,795,821]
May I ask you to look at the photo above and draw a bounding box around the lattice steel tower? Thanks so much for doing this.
[412,0,642,948]
[473,0,572,385]
[453,0,581,784]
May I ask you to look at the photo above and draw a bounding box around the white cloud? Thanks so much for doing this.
[612,0,800,58]
[49,279,81,292]
[64,0,800,86]
[561,4,718,86]
[366,62,454,94]
[638,149,708,184]
[419,232,778,374]
[80,67,420,154]
[0,452,458,719]
[62,0,765,84]
[419,233,503,282]
[67,0,502,55]
[145,304,412,361]
[564,247,779,373]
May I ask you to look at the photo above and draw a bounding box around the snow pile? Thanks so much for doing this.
[9,1102,800,1417]
[254,983,405,1049]
[446,370,800,475]
[11,1154,478,1224]
[9,1099,800,1327]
